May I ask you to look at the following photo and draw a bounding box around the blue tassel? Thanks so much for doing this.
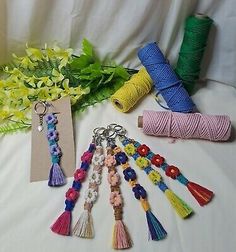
[146,210,167,241]
[48,163,66,187]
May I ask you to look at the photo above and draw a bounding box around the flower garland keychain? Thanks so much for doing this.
[104,126,167,241]
[109,124,214,207]
[103,128,132,250]
[51,134,97,236]
[34,101,65,187]
[73,128,105,238]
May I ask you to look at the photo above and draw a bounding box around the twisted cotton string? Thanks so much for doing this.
[110,68,152,112]
[142,110,231,141]
[175,15,213,94]
[138,43,195,113]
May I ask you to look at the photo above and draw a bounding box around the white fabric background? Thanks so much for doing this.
[0,1,236,252]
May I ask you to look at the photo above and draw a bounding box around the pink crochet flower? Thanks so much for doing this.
[81,151,93,163]
[105,154,116,168]
[65,188,79,201]
[110,191,122,207]
[107,170,120,186]
[74,169,86,181]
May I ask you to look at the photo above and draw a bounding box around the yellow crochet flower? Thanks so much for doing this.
[148,170,162,185]
[124,143,136,156]
[136,157,149,169]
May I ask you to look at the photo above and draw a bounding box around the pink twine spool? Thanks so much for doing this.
[142,110,231,141]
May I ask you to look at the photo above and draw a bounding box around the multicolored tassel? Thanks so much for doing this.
[112,145,167,241]
[45,113,66,187]
[121,137,193,218]
[105,146,132,249]
[126,138,214,206]
[73,145,104,238]
[51,143,96,235]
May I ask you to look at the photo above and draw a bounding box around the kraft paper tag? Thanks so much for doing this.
[30,96,75,182]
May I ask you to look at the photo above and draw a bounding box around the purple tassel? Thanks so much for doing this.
[48,163,66,187]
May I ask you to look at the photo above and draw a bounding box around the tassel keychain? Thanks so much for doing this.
[45,113,66,187]
[51,137,96,236]
[107,132,167,241]
[104,130,132,250]
[119,136,193,218]
[122,137,214,206]
[73,131,105,238]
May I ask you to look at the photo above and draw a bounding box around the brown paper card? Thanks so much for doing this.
[30,96,75,182]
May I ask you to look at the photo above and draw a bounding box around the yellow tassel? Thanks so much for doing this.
[164,189,193,218]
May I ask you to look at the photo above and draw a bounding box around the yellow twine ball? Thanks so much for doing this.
[110,68,153,112]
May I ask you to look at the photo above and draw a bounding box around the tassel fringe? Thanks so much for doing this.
[165,189,193,218]
[112,220,132,249]
[73,210,94,238]
[48,163,66,187]
[187,182,214,206]
[146,210,167,241]
[51,210,71,236]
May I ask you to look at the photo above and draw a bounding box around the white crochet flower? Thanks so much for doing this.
[89,171,102,184]
[84,188,98,204]
[92,154,105,166]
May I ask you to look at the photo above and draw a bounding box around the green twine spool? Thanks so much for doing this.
[175,14,213,94]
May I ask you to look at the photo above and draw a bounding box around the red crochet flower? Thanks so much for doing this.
[165,165,180,179]
[137,144,150,156]
[66,188,79,201]
[151,154,164,167]
[81,151,93,163]
[74,169,87,181]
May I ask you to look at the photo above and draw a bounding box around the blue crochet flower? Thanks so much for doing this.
[132,184,147,200]
[47,128,58,141]
[115,152,128,164]
[123,168,137,181]
[45,113,57,125]
[50,144,61,156]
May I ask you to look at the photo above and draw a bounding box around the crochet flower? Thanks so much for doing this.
[124,143,136,156]
[132,184,147,200]
[104,154,116,168]
[151,154,164,167]
[45,113,57,124]
[123,168,136,181]
[74,169,87,181]
[110,191,122,207]
[50,144,61,156]
[81,151,93,163]
[165,165,180,179]
[137,144,150,156]
[115,152,128,165]
[47,128,58,141]
[89,171,102,184]
[65,188,79,201]
[92,154,105,166]
[84,188,98,204]
[107,170,120,186]
[135,157,149,169]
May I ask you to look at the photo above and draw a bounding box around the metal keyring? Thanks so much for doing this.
[93,127,106,136]
[103,127,116,139]
[34,101,48,115]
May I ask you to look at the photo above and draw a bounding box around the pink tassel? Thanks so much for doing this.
[51,210,71,236]
[187,182,214,206]
[112,220,132,249]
